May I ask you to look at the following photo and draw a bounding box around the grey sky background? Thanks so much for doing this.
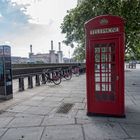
[0,0,77,57]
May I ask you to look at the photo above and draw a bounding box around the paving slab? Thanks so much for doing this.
[0,117,14,128]
[126,104,140,113]
[41,116,75,126]
[23,106,53,115]
[76,110,109,124]
[0,112,16,117]
[108,112,140,124]
[30,96,45,101]
[125,96,136,106]
[1,127,44,140]
[73,102,86,110]
[49,107,78,118]
[7,115,44,128]
[43,96,64,102]
[0,128,8,137]
[63,97,84,103]
[83,122,128,140]
[121,124,140,139]
[41,125,83,140]
[133,94,140,100]
[20,100,43,106]
[38,101,62,107]
[43,93,70,98]
[15,113,43,117]
[7,105,30,113]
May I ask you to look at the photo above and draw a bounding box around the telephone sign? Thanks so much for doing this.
[85,15,125,117]
[90,27,119,35]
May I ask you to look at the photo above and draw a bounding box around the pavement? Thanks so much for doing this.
[0,64,140,140]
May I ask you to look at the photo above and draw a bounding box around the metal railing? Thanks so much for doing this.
[12,63,86,92]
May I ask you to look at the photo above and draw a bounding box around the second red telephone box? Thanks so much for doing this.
[85,15,125,117]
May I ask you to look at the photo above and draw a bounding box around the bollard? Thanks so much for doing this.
[28,75,33,89]
[41,73,46,84]
[35,74,40,86]
[19,77,24,91]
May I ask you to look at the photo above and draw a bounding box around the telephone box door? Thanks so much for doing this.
[89,38,121,115]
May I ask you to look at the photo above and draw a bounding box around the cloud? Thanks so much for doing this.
[0,0,31,36]
[0,0,49,40]
[0,0,77,57]
[0,13,2,18]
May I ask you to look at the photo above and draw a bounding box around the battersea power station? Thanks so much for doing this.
[29,41,63,63]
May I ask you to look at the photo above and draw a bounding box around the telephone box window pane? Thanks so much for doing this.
[95,54,100,62]
[101,47,106,52]
[101,76,106,82]
[101,64,104,69]
[108,54,111,62]
[95,73,100,77]
[95,64,98,70]
[109,84,111,91]
[104,64,108,70]
[102,75,111,82]
[96,84,100,91]
[101,54,106,62]
[102,73,106,76]
[102,76,105,82]
[109,76,111,82]
[95,77,100,82]
[95,48,100,53]
[108,64,111,72]
[102,84,106,91]
[95,64,100,72]
[101,64,106,71]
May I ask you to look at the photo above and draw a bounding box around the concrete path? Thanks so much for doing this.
[0,65,140,140]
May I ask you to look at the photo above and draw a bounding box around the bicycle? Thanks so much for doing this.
[42,69,61,85]
[59,68,72,80]
[72,66,80,77]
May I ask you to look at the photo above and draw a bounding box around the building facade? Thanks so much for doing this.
[29,41,63,63]
[11,56,29,64]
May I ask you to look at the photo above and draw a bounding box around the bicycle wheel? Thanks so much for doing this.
[75,71,80,77]
[75,67,80,77]
[52,75,61,85]
[64,72,72,80]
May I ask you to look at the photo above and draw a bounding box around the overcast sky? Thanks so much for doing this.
[0,0,77,57]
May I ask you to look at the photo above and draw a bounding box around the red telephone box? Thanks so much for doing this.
[85,15,125,117]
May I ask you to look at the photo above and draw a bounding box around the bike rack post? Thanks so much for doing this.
[35,74,40,86]
[28,75,33,89]
[41,73,46,84]
[19,77,24,91]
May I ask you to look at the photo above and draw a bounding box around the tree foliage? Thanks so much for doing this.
[61,0,140,61]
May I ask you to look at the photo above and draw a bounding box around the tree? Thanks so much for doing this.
[61,0,140,61]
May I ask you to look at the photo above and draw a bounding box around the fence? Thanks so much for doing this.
[12,63,86,92]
